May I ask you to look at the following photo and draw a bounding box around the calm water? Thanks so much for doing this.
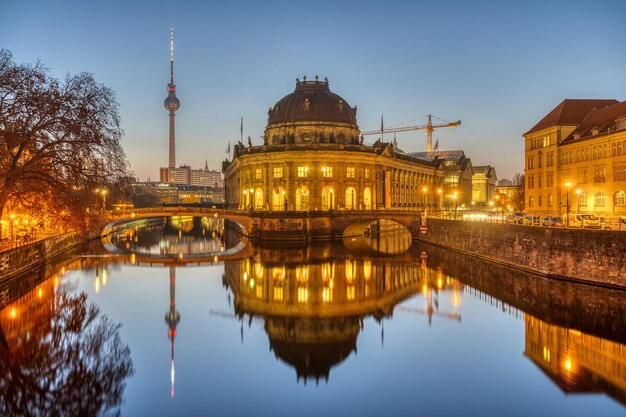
[1,217,625,417]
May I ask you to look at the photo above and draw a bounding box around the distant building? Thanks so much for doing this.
[471,165,497,208]
[160,163,223,188]
[132,181,224,205]
[524,99,626,218]
[498,178,513,187]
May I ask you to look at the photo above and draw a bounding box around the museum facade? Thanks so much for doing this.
[223,78,472,211]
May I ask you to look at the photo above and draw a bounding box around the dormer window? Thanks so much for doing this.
[591,128,599,135]
[338,100,344,112]
[573,133,580,140]
[303,98,311,111]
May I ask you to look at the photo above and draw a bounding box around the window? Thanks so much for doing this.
[578,192,587,206]
[577,168,587,184]
[528,196,534,207]
[538,174,542,188]
[546,172,554,187]
[614,164,626,181]
[593,166,606,183]
[538,195,543,207]
[538,152,543,169]
[297,166,308,178]
[547,194,553,206]
[615,191,626,206]
[364,168,370,180]
[322,166,333,178]
[595,192,606,207]
[273,166,283,178]
[547,153,554,167]
[346,167,355,178]
[255,168,262,180]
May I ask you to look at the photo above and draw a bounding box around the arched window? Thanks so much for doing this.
[254,188,264,210]
[615,190,626,206]
[272,186,285,211]
[595,192,606,207]
[295,186,310,211]
[538,195,543,207]
[578,192,587,206]
[528,196,534,208]
[363,187,372,210]
[547,194,553,206]
[322,186,334,210]
[345,187,356,210]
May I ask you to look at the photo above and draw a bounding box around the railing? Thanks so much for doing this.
[0,229,65,254]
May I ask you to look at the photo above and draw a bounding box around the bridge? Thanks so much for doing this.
[106,206,427,242]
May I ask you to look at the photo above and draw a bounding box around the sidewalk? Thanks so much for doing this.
[0,230,63,253]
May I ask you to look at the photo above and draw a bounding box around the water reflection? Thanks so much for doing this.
[221,242,462,383]
[525,315,626,406]
[106,216,224,256]
[0,270,133,416]
[343,219,412,255]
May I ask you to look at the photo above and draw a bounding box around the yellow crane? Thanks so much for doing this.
[361,114,461,152]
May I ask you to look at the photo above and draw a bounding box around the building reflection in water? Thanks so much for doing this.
[165,267,180,398]
[0,264,133,416]
[525,314,626,406]
[221,228,462,384]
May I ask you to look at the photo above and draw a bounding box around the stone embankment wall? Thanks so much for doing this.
[0,231,98,283]
[419,219,626,288]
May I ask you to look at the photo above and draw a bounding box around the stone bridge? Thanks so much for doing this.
[105,207,426,242]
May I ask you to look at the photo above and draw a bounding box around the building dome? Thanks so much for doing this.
[264,77,360,146]
[268,77,357,126]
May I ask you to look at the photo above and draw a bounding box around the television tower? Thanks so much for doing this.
[164,28,180,169]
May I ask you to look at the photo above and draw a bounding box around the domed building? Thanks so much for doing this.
[223,77,456,211]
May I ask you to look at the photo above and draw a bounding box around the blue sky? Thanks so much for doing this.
[2,0,625,181]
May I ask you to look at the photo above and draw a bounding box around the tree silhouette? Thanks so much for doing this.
[0,49,130,228]
[0,292,134,417]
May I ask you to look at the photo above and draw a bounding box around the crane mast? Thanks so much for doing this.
[361,114,461,152]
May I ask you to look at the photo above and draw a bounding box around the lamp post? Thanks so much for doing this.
[565,181,571,228]
[576,189,582,214]
[422,186,428,212]
[249,188,254,210]
[437,188,443,212]
[452,191,458,220]
[243,189,247,210]
[495,194,500,222]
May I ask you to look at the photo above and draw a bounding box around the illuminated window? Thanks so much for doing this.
[273,287,283,301]
[255,168,262,180]
[322,286,332,302]
[346,167,355,178]
[322,166,333,178]
[614,164,626,181]
[297,287,308,303]
[595,192,606,207]
[364,168,370,179]
[615,191,626,206]
[578,192,587,206]
[347,286,355,301]
[273,167,283,178]
[577,169,587,184]
[594,166,606,183]
[297,166,308,178]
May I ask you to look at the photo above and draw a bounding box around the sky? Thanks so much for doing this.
[2,0,625,181]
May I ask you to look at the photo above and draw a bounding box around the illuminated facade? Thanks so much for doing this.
[471,165,497,208]
[524,99,626,219]
[223,78,476,211]
[525,314,626,406]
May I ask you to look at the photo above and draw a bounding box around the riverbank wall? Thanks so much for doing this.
[418,218,626,288]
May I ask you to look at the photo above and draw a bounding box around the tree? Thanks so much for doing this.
[0,49,130,228]
[511,173,525,211]
[0,292,134,417]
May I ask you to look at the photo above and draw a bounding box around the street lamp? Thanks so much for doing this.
[565,181,571,228]
[576,189,582,214]
[243,189,248,210]
[249,188,254,210]
[422,186,428,211]
[437,188,443,212]
[452,191,458,220]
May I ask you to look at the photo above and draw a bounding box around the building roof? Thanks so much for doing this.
[561,101,626,144]
[266,78,358,127]
[524,99,618,136]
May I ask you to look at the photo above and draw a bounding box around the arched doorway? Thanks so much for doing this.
[363,187,372,210]
[295,186,310,211]
[254,188,264,210]
[322,186,335,210]
[345,187,356,210]
[272,186,285,211]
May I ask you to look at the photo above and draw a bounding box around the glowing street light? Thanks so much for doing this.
[422,186,428,210]
[565,181,572,227]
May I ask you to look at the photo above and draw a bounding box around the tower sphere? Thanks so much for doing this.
[164,95,180,112]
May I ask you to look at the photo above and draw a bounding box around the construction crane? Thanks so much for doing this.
[361,114,461,152]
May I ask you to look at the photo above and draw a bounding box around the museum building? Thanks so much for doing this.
[223,78,472,211]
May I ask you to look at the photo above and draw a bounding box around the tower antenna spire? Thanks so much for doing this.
[170,27,174,84]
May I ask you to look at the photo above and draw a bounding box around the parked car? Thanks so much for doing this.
[511,212,525,224]
[574,214,603,229]
[524,215,541,225]
[542,216,564,227]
